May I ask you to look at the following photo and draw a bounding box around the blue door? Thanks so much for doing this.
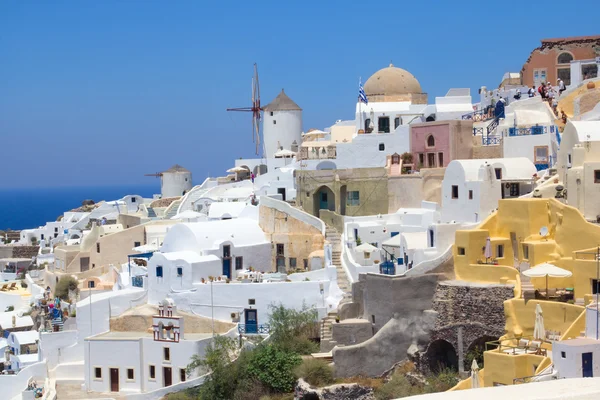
[222,258,231,279]
[245,309,258,334]
[582,352,593,377]
[320,192,328,210]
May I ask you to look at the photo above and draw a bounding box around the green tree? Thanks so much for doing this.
[54,276,79,301]
[247,344,301,393]
[268,302,319,354]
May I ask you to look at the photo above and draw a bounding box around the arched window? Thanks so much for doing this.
[391,153,400,165]
[557,52,573,64]
[427,135,435,147]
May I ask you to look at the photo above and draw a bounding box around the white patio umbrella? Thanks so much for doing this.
[470,359,480,389]
[484,237,492,261]
[355,243,378,252]
[523,263,572,298]
[171,210,202,221]
[226,166,249,173]
[533,303,545,341]
[274,149,296,158]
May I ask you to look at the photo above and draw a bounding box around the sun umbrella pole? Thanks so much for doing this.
[546,274,549,300]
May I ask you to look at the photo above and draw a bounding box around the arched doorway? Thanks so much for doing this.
[464,335,498,369]
[427,339,458,373]
[253,164,268,176]
[313,186,335,216]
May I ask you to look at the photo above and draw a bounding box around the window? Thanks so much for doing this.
[595,170,600,183]
[427,153,435,167]
[378,117,390,133]
[557,52,573,64]
[223,245,231,258]
[276,244,284,256]
[533,68,547,86]
[378,143,385,151]
[451,185,459,199]
[131,197,137,203]
[364,118,371,133]
[557,67,571,86]
[582,64,598,80]
[270,111,274,116]
[164,347,170,361]
[347,191,360,206]
[303,259,308,269]
[156,266,163,278]
[88,280,95,288]
[523,244,529,260]
[180,368,186,382]
[535,146,549,164]
[438,152,443,166]
[290,258,297,268]
[235,256,243,270]
[426,135,435,147]
[494,168,502,179]
[497,244,504,258]
[418,153,424,166]
[176,267,183,277]
[468,190,473,200]
[593,279,600,295]
[55,227,58,232]
[273,120,276,124]
[394,117,400,129]
[509,183,520,197]
[457,247,466,255]
[149,365,156,379]
[94,367,102,379]
[561,351,566,359]
[96,243,100,253]
[127,368,134,381]
[134,241,141,248]
[568,153,572,166]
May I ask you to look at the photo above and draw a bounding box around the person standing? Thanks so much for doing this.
[558,78,566,96]
[251,172,255,183]
[528,86,536,97]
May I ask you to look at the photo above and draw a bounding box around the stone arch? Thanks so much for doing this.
[427,134,435,147]
[426,339,458,373]
[316,161,336,170]
[313,185,335,216]
[464,335,498,369]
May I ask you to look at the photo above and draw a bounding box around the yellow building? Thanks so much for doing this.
[450,197,600,388]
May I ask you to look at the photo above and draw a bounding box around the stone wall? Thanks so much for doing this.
[419,280,514,374]
[12,245,39,259]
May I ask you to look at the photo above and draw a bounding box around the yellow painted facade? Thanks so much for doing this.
[450,197,600,389]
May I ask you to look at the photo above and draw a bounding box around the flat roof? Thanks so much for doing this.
[11,330,39,344]
[556,338,600,347]
[86,331,213,341]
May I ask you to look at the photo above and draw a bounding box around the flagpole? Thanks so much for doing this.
[358,77,362,133]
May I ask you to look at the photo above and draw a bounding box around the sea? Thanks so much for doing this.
[0,184,158,231]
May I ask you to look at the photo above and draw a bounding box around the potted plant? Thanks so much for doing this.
[201,278,205,284]
[335,316,340,323]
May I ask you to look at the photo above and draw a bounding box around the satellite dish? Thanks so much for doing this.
[540,226,549,240]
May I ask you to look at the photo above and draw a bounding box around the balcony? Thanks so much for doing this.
[238,323,270,335]
[462,108,495,122]
[508,126,547,137]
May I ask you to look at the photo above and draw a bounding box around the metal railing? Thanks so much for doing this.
[462,109,495,121]
[472,127,484,136]
[482,135,501,146]
[508,126,547,136]
[132,276,144,288]
[487,117,500,135]
[238,323,270,335]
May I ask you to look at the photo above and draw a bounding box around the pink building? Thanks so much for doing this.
[410,120,473,169]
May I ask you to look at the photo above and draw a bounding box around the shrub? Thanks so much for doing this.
[268,303,319,354]
[5,306,14,312]
[294,358,334,387]
[55,276,79,301]
[375,373,420,400]
[247,344,301,393]
[424,368,459,393]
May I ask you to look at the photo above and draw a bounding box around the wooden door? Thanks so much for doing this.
[110,368,119,392]
[163,367,172,387]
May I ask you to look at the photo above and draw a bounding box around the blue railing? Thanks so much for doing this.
[508,126,547,136]
[487,117,500,135]
[238,323,270,335]
[473,127,484,136]
[462,109,495,121]
[132,276,144,288]
[535,163,549,171]
[482,135,501,145]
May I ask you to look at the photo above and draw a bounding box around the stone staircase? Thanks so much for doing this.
[320,225,353,352]
[146,207,157,218]
[164,200,182,219]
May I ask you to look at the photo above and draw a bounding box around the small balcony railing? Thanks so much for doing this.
[462,109,495,121]
[508,126,547,137]
[238,323,270,335]
[482,135,501,146]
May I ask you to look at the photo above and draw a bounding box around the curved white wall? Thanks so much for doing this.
[262,110,302,158]
[162,172,193,198]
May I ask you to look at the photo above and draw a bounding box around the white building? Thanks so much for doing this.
[441,158,537,224]
[262,89,303,159]
[159,164,193,198]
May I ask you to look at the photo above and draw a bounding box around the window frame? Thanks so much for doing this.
[497,244,504,258]
[235,256,243,270]
[149,365,156,380]
[426,134,435,148]
[595,170,600,184]
[347,191,360,206]
[176,267,183,277]
[495,168,502,179]
[276,243,285,256]
[457,247,466,256]
[451,185,459,199]
[557,51,574,65]
[468,190,473,200]
[378,116,390,133]
[127,368,135,381]
[180,368,186,382]
[438,152,444,166]
[96,243,100,253]
[164,347,171,362]
[289,258,297,268]
[94,367,102,380]
[378,143,385,151]
[134,241,141,248]
[156,266,163,278]
[394,117,400,129]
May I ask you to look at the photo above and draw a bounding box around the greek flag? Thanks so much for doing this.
[358,79,368,104]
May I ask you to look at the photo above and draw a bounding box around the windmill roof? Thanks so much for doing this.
[164,164,190,173]
[263,89,302,112]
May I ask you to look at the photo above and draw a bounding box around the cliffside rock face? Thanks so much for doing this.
[295,378,375,400]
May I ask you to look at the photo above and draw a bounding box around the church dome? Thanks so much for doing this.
[364,64,422,97]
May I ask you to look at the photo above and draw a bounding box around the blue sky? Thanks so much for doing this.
[1,1,598,188]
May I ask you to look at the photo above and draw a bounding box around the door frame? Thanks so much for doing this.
[110,367,119,392]
[222,258,232,279]
[582,352,593,378]
[244,308,258,334]
[163,366,173,387]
